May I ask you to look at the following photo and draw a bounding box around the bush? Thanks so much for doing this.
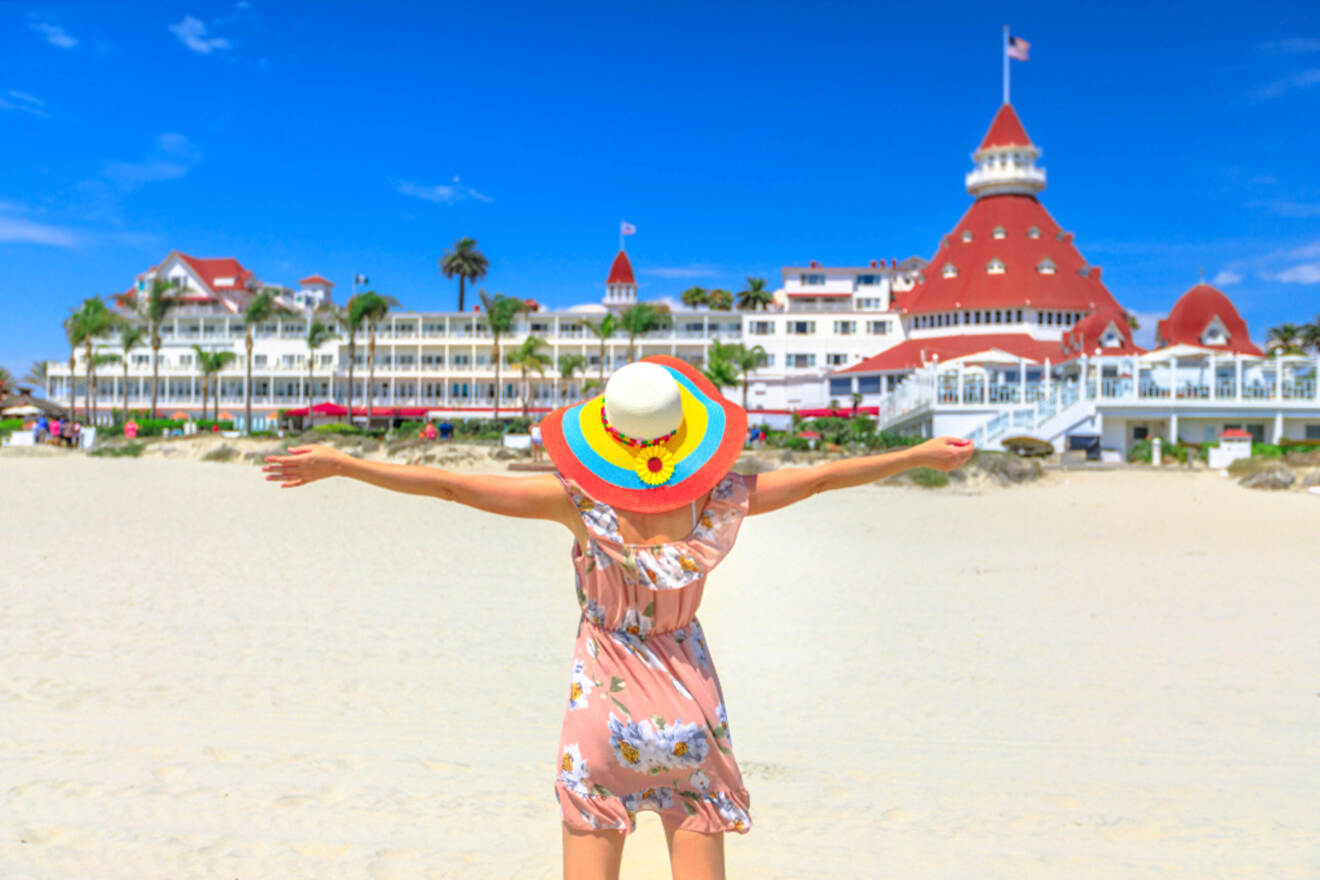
[782,436,810,451]
[1252,442,1285,458]
[90,441,146,458]
[0,418,23,439]
[1280,437,1320,449]
[1227,456,1270,476]
[910,467,949,488]
[202,444,237,462]
[1127,437,1190,464]
[315,423,364,435]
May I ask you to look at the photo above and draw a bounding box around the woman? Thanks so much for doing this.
[263,356,973,880]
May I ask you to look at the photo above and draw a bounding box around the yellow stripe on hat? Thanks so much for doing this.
[577,385,710,472]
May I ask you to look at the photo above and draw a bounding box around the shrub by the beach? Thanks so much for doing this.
[202,444,237,463]
[909,466,949,488]
[971,450,1043,484]
[1127,437,1191,464]
[1301,470,1320,488]
[89,441,146,458]
[315,423,363,435]
[1239,464,1295,490]
[1227,456,1270,476]
[1252,442,1285,459]
[1284,448,1320,466]
[0,418,23,439]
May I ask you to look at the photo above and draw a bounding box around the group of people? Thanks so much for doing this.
[31,415,82,448]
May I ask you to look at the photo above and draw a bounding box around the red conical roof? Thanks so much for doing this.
[978,103,1034,151]
[606,249,635,285]
[899,195,1121,315]
[1154,283,1262,356]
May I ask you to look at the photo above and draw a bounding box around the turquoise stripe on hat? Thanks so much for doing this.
[561,363,726,490]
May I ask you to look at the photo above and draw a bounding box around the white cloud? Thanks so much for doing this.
[0,216,79,248]
[0,91,47,118]
[641,265,723,279]
[1127,310,1164,349]
[1252,68,1320,101]
[1266,263,1320,284]
[29,17,78,49]
[1212,270,1242,286]
[169,16,232,55]
[103,133,201,189]
[395,177,492,205]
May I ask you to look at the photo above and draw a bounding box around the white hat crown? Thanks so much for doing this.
[604,362,682,441]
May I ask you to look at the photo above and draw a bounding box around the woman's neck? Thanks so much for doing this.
[614,492,710,545]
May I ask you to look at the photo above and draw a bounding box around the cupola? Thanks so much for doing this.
[965,104,1047,198]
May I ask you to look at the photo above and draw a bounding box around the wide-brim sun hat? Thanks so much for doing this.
[541,355,748,513]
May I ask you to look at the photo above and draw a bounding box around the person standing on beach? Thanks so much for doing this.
[263,356,973,880]
[531,417,545,462]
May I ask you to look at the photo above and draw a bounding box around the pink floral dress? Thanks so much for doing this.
[554,472,754,835]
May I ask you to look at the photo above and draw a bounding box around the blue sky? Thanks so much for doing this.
[3,0,1319,380]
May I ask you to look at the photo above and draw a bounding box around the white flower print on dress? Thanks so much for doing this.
[568,660,594,711]
[607,713,661,774]
[654,719,709,769]
[623,785,675,813]
[688,621,711,671]
[559,743,591,796]
[574,495,621,542]
[710,475,737,501]
[715,702,731,746]
[583,599,607,628]
[610,608,665,669]
[711,792,750,832]
[688,769,711,793]
[634,545,703,591]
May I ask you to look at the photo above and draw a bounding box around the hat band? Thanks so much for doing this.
[599,404,678,449]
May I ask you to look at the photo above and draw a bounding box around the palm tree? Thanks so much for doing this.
[91,352,121,422]
[242,289,289,434]
[707,289,733,310]
[479,290,526,418]
[116,324,146,423]
[1126,312,1140,330]
[1301,317,1320,354]
[558,353,587,403]
[701,341,739,391]
[439,237,489,314]
[508,335,553,416]
[22,360,48,394]
[0,366,12,398]
[729,342,769,411]
[681,286,709,309]
[1267,323,1305,356]
[581,377,601,399]
[66,297,120,424]
[334,299,363,421]
[348,291,399,423]
[137,278,180,419]
[193,346,238,421]
[583,314,618,383]
[620,302,673,361]
[304,320,336,416]
[737,277,773,311]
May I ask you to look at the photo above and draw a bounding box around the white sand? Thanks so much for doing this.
[1,455,1317,879]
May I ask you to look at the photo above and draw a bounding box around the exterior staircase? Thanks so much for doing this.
[964,383,1096,451]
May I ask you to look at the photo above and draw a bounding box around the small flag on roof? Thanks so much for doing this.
[620,221,636,235]
[1007,35,1030,61]
[355,273,369,285]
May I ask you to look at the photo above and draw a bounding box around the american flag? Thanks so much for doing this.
[1007,35,1030,62]
[620,221,636,235]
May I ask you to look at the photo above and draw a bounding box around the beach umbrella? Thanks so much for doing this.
[169,410,190,421]
[2,404,43,416]
[217,410,234,420]
[311,402,347,416]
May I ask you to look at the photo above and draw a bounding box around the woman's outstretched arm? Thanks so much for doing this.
[747,436,974,516]
[262,444,570,523]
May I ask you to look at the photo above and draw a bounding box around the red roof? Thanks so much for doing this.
[978,103,1034,151]
[1219,428,1253,440]
[606,250,635,285]
[1154,283,1263,357]
[179,254,254,292]
[299,275,334,287]
[899,195,1123,315]
[837,333,1066,374]
[1061,307,1146,358]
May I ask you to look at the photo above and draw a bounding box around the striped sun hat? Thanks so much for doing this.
[541,355,748,513]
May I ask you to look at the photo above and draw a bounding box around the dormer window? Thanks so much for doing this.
[1027,226,1040,239]
[986,258,1006,275]
[1102,331,1121,348]
[992,226,1006,240]
[1201,317,1228,345]
[961,230,973,243]
[1036,258,1056,275]
[942,263,958,279]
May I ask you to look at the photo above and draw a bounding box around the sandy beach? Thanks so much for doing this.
[2,453,1317,879]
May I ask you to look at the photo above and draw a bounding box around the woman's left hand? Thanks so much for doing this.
[913,435,976,472]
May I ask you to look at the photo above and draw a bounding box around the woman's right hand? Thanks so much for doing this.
[262,444,350,488]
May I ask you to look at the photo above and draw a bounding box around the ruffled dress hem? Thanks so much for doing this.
[555,781,752,835]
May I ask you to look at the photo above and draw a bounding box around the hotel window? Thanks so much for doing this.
[992,226,1006,239]
[133,354,149,366]
[1015,309,1023,322]
[1027,226,1041,238]
[961,229,973,243]
[762,354,775,367]
[858,376,881,393]
[787,353,816,368]
[423,322,445,336]
[318,354,334,366]
[826,353,848,366]
[986,258,1006,275]
[787,321,816,335]
[866,320,891,334]
[799,273,826,286]
[833,320,856,335]
[452,353,471,366]
[830,377,853,396]
[179,354,193,367]
[856,297,881,310]
[856,274,882,286]
[254,355,267,367]
[423,353,444,366]
[749,320,774,335]
[1037,258,1056,275]
[942,263,958,278]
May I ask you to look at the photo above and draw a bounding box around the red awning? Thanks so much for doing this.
[797,431,822,439]
[796,407,877,418]
[311,402,347,416]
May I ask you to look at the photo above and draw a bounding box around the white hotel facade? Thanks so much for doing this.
[44,100,1320,452]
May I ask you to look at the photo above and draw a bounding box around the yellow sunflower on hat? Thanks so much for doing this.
[635,446,676,485]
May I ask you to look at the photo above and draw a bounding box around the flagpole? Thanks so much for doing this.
[619,220,624,252]
[1003,25,1010,105]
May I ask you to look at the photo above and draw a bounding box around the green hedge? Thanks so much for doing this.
[0,418,23,439]
[1127,437,1192,464]
[910,467,949,488]
[1251,442,1285,458]
[89,441,146,458]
